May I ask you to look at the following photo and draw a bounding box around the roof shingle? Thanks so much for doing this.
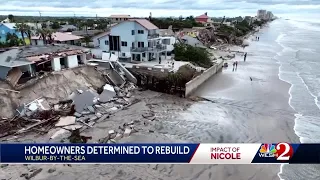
[129,19,158,30]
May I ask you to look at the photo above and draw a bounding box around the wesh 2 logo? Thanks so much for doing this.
[259,143,294,161]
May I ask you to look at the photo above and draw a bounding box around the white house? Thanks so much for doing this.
[31,32,83,46]
[97,18,168,62]
[159,36,175,53]
[92,31,110,48]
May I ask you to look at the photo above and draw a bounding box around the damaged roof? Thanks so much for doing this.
[0,49,33,67]
[0,44,89,68]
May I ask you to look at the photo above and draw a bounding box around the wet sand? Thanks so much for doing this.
[188,44,300,179]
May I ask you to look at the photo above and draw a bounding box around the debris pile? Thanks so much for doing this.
[0,81,138,140]
[97,110,157,143]
[197,28,219,46]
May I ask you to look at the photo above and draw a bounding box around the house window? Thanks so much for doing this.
[138,30,144,34]
[142,53,145,57]
[122,53,125,57]
[138,42,144,48]
[105,40,109,45]
[116,18,119,21]
[131,30,135,35]
[121,41,127,46]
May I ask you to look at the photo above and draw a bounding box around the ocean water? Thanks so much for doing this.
[275,19,320,143]
[274,19,320,180]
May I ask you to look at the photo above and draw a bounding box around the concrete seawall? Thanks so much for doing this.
[185,60,224,97]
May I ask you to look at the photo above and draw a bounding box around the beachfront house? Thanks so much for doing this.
[195,13,209,23]
[0,23,27,43]
[97,18,168,62]
[0,44,90,87]
[31,32,83,46]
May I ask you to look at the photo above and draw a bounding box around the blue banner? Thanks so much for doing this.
[251,143,320,164]
[1,143,320,164]
[0,144,199,163]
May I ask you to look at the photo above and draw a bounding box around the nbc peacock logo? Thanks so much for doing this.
[258,144,277,158]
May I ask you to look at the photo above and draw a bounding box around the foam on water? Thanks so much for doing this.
[288,20,320,32]
[275,19,320,180]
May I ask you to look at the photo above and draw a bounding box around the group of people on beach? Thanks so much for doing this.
[232,61,238,71]
[255,36,260,41]
[232,52,247,72]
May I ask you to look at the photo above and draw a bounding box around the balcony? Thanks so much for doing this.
[130,44,166,52]
[148,44,166,52]
[131,47,149,52]
[148,33,160,39]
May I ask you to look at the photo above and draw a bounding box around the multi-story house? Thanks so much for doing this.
[108,15,132,23]
[98,18,168,62]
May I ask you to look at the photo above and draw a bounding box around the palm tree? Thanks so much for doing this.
[83,36,91,47]
[36,28,48,44]
[25,25,33,43]
[36,28,54,44]
[8,14,14,22]
[15,23,28,45]
[46,29,54,44]
[6,32,19,46]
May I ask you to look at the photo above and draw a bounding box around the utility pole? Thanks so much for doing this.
[37,11,42,29]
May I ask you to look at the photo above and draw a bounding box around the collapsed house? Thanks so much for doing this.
[0,44,91,87]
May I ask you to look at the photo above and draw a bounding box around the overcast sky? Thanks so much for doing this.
[0,0,319,21]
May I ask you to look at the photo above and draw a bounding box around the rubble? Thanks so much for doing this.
[0,81,138,140]
[50,129,69,139]
[69,129,92,143]
[98,84,116,103]
[108,130,115,135]
[73,89,99,113]
[55,116,76,127]
[26,168,42,179]
[142,112,156,121]
[48,168,56,173]
[123,128,132,137]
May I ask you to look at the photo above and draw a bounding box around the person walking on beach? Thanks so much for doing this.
[232,62,235,72]
[244,52,247,62]
[258,37,260,41]
[235,61,238,70]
